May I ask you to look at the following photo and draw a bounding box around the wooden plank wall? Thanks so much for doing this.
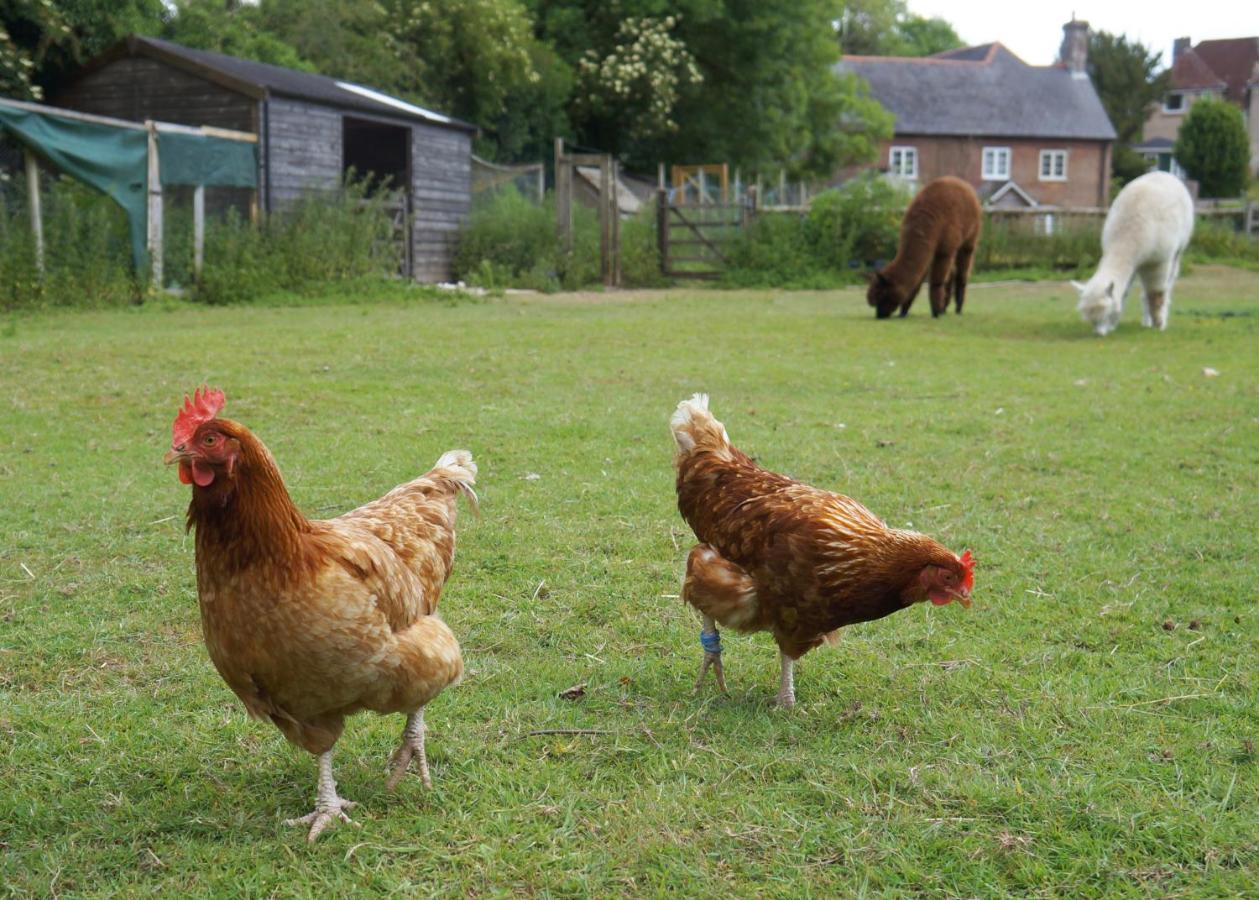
[265,97,342,206]
[411,123,472,283]
[55,58,254,132]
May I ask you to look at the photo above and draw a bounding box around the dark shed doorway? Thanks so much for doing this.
[342,115,412,276]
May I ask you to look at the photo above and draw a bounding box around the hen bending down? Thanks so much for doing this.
[671,394,973,708]
[165,387,476,841]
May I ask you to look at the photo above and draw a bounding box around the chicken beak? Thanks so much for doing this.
[164,447,184,465]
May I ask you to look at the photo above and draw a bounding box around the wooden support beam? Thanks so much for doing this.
[146,122,163,289]
[193,184,205,279]
[24,151,44,273]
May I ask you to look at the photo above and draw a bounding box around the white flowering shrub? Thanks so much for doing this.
[576,16,701,140]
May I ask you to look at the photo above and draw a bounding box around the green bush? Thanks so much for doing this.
[453,186,672,292]
[975,214,1102,276]
[0,171,398,310]
[195,180,397,304]
[1189,218,1259,267]
[0,174,137,310]
[1175,97,1251,198]
[724,175,910,286]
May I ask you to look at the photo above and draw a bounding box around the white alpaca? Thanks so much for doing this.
[1073,171,1194,336]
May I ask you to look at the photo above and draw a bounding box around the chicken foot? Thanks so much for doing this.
[774,652,796,708]
[285,750,357,842]
[385,708,431,791]
[695,615,728,694]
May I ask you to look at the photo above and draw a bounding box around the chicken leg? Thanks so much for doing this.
[775,652,796,708]
[285,750,357,842]
[385,708,432,791]
[695,615,728,694]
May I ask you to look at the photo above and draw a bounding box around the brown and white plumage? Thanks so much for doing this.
[167,388,475,840]
[671,394,973,707]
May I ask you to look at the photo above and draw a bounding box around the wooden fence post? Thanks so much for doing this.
[146,121,164,289]
[599,154,612,286]
[657,187,669,276]
[611,157,621,287]
[555,137,572,252]
[193,184,205,280]
[24,151,44,273]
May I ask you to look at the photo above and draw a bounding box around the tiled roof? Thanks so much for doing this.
[1169,48,1227,92]
[1189,37,1259,104]
[836,44,1116,141]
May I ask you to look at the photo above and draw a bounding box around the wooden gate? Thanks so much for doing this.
[656,188,751,279]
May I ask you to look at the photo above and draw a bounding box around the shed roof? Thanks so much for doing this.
[81,35,475,133]
[835,43,1116,141]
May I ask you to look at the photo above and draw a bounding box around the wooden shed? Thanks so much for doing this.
[55,35,476,282]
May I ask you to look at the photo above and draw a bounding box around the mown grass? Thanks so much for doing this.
[1,268,1257,896]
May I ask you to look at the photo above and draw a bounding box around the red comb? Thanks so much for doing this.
[958,550,975,591]
[172,385,225,447]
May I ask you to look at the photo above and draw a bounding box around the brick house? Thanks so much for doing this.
[1137,36,1259,178]
[834,21,1117,209]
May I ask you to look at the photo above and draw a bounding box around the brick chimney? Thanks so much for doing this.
[1172,37,1190,63]
[1059,19,1090,78]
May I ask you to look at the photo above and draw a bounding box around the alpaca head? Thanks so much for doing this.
[1073,278,1117,336]
[867,271,903,319]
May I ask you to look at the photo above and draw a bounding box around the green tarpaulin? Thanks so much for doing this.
[0,103,257,273]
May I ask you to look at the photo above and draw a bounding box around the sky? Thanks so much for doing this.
[908,1,1259,67]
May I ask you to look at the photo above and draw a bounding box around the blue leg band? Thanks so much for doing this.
[700,629,722,654]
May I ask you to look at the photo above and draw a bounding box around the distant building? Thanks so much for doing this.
[834,20,1117,209]
[1138,36,1259,179]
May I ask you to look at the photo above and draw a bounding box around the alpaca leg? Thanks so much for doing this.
[928,253,954,317]
[953,245,975,314]
[1140,261,1171,329]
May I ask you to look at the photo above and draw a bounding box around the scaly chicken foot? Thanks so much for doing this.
[385,709,431,791]
[695,618,728,694]
[285,750,358,843]
[773,652,796,708]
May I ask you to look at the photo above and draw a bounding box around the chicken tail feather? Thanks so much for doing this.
[670,393,731,458]
[430,449,479,516]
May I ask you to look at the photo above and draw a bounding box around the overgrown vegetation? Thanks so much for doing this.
[452,186,666,291]
[2,271,1257,894]
[0,174,398,310]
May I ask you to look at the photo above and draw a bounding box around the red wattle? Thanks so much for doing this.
[191,459,216,487]
[178,461,193,485]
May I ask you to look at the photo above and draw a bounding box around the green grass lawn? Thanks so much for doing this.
[2,268,1257,896]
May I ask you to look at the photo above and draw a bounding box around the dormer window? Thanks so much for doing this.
[1164,93,1185,113]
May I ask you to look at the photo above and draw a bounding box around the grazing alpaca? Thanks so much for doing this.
[868,176,982,319]
[1073,171,1194,336]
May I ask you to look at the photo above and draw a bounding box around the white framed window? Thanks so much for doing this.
[1039,149,1068,181]
[981,146,1011,180]
[888,145,918,179]
[1163,92,1185,113]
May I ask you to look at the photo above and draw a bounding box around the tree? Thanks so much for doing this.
[163,1,310,71]
[892,15,962,57]
[2,0,166,99]
[531,0,893,178]
[836,0,962,57]
[1086,31,1167,185]
[1174,97,1250,197]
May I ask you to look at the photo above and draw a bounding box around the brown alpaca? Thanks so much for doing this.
[867,176,981,319]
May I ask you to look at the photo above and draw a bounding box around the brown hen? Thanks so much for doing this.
[166,387,476,840]
[671,394,973,707]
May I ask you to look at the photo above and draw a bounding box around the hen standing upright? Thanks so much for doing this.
[165,387,477,841]
[671,394,974,707]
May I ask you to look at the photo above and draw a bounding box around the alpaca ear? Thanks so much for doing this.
[1069,280,1087,292]
[1105,281,1115,298]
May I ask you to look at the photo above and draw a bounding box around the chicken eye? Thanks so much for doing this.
[203,434,217,446]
